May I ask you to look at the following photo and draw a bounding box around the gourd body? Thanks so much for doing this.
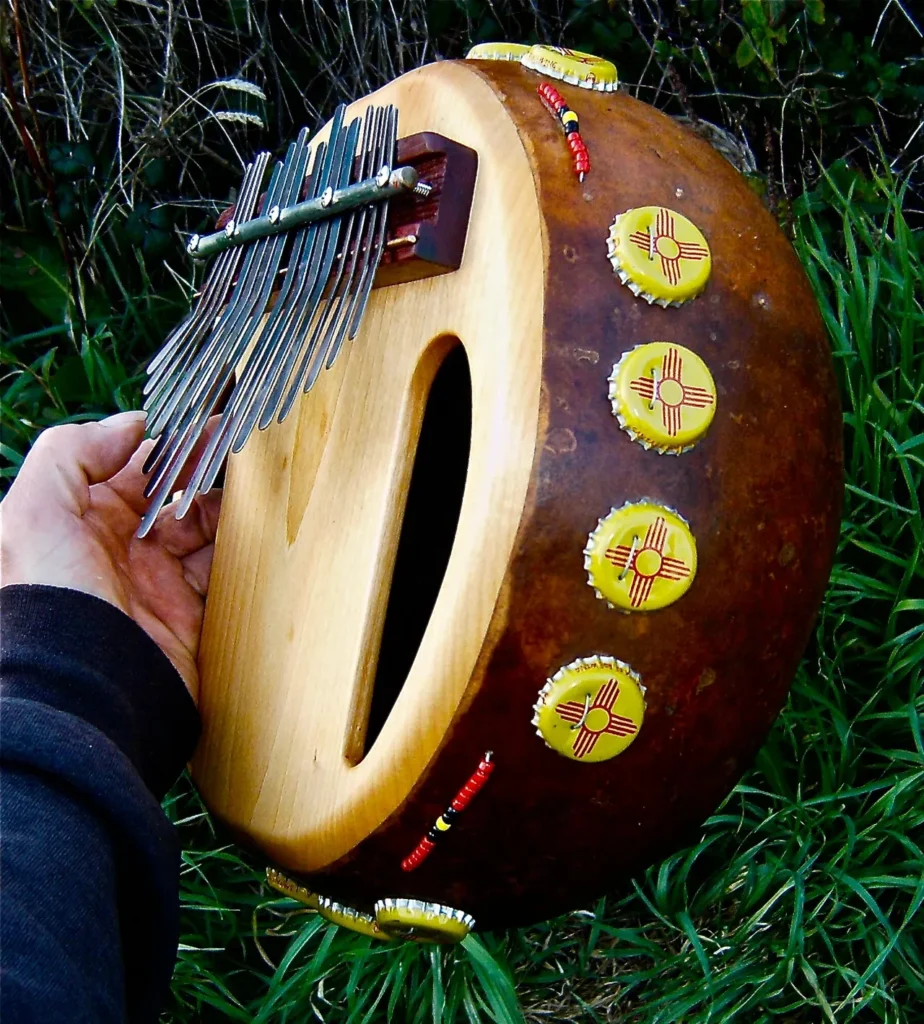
[193,59,842,928]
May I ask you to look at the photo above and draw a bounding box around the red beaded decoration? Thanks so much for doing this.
[401,837,435,871]
[401,753,495,872]
[450,754,494,811]
[537,82,591,181]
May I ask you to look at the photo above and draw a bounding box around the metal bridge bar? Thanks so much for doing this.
[187,164,421,260]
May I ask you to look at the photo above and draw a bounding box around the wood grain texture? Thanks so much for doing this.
[193,60,545,870]
[193,58,843,929]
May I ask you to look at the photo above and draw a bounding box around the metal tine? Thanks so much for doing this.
[220,112,371,457]
[224,111,346,442]
[144,153,269,403]
[140,148,296,491]
[144,223,240,387]
[145,153,267,382]
[144,131,308,490]
[144,156,264,384]
[313,104,396,385]
[143,159,269,434]
[175,128,318,504]
[140,163,287,511]
[251,110,358,431]
[268,121,359,424]
[138,118,341,529]
[292,105,387,405]
[270,105,386,426]
[294,102,395,407]
[211,107,378,473]
[329,107,392,351]
[346,105,397,340]
[293,107,380,374]
[250,114,358,431]
[144,153,285,442]
[273,107,380,424]
[223,131,337,442]
[142,156,289,452]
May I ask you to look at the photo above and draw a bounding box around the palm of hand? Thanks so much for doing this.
[0,414,221,699]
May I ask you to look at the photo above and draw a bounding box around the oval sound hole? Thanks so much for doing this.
[362,342,472,756]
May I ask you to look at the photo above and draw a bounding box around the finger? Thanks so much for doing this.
[11,412,147,516]
[102,436,156,516]
[106,415,221,518]
[181,544,214,597]
[146,487,222,559]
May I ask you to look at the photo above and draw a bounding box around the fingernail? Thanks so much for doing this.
[100,410,147,428]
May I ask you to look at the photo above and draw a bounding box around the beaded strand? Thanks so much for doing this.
[401,753,495,872]
[537,82,591,181]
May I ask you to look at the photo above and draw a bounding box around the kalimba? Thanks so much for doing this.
[144,45,843,942]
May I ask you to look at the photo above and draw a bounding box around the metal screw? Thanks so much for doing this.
[385,233,418,250]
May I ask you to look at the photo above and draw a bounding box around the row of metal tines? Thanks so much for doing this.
[137,103,398,537]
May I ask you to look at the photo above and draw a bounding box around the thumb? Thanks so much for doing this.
[10,411,148,516]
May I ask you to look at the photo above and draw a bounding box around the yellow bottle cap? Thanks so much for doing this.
[374,898,475,944]
[532,656,645,762]
[607,207,711,306]
[609,343,717,453]
[318,897,394,940]
[584,502,697,611]
[465,42,531,61]
[521,45,618,92]
[265,866,320,908]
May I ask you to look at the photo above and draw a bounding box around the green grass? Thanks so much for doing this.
[150,169,923,1023]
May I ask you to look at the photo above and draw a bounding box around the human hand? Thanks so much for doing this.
[0,412,220,700]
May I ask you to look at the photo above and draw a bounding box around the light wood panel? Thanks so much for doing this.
[193,60,546,870]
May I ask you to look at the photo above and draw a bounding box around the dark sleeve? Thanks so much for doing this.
[0,585,201,1024]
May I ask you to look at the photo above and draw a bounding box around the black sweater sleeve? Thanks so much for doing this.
[0,585,201,1024]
